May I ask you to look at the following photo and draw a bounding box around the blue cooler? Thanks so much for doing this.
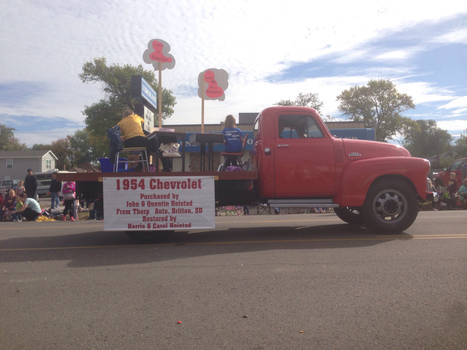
[99,158,127,172]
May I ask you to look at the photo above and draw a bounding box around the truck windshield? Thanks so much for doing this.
[253,115,260,140]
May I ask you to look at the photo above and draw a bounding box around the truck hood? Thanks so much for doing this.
[342,138,410,161]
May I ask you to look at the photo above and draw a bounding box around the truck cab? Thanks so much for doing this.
[255,106,430,233]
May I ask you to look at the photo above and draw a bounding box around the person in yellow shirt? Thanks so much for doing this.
[115,107,149,171]
[117,107,148,148]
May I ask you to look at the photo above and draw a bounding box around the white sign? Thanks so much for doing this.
[103,176,215,231]
[143,106,154,133]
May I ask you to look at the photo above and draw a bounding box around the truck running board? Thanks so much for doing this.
[267,199,338,208]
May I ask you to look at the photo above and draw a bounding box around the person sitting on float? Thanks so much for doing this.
[115,106,152,171]
[222,114,244,168]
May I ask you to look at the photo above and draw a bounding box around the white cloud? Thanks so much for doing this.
[431,28,467,44]
[374,49,413,61]
[15,128,78,146]
[332,49,368,64]
[1,0,467,145]
[372,46,426,61]
[168,74,375,126]
[397,81,454,104]
[451,108,467,115]
[438,96,467,110]
[436,119,467,131]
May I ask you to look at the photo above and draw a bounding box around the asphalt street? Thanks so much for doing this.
[0,211,466,350]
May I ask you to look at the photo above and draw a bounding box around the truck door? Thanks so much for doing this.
[274,114,336,197]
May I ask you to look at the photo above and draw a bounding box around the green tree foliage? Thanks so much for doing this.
[80,57,176,139]
[277,92,324,113]
[82,98,125,141]
[439,153,458,170]
[454,130,467,157]
[50,138,73,170]
[33,130,102,168]
[0,124,27,151]
[33,140,72,170]
[337,80,415,141]
[401,120,452,158]
[69,129,97,166]
[31,144,50,151]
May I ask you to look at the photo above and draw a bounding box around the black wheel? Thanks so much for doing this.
[362,179,418,233]
[333,207,363,225]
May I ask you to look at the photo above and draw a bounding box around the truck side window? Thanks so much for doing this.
[279,115,323,139]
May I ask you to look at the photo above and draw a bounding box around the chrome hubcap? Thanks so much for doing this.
[372,189,407,223]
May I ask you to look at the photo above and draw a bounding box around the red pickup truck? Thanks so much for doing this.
[59,106,430,234]
[254,106,430,233]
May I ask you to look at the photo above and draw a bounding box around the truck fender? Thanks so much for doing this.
[335,157,430,207]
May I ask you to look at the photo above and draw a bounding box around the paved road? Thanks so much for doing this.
[0,211,466,349]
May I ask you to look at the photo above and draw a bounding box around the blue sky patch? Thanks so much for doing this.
[174,84,198,97]
[265,14,467,132]
[0,114,82,133]
[0,81,47,107]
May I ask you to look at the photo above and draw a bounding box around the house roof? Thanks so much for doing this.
[0,150,58,160]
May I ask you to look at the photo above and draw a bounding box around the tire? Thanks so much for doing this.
[333,207,363,225]
[362,179,418,234]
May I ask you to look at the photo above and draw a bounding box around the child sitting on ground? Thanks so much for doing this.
[13,196,24,222]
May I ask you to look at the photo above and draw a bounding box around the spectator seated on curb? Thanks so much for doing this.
[447,172,458,209]
[1,189,17,221]
[0,191,4,221]
[14,193,42,221]
[456,178,467,209]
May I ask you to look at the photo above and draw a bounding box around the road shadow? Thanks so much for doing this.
[0,223,413,268]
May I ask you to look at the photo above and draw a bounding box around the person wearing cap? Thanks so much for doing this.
[24,168,37,199]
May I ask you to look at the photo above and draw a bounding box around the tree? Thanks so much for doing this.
[32,130,102,167]
[50,138,73,170]
[337,80,415,141]
[31,144,51,151]
[402,120,452,158]
[454,130,467,157]
[69,129,98,166]
[0,124,27,151]
[80,57,176,141]
[277,92,324,113]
